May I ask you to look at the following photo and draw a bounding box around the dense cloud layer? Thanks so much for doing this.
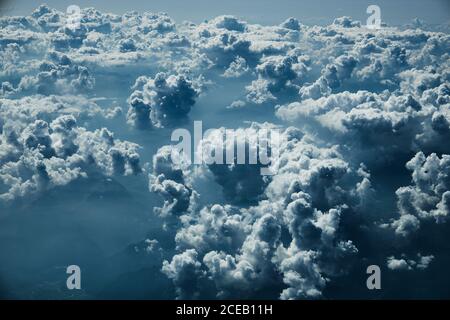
[0,112,141,202]
[0,5,449,299]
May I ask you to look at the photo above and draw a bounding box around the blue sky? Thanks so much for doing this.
[1,0,449,25]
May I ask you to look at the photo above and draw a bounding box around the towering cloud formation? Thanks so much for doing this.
[391,152,450,236]
[127,73,198,128]
[156,127,371,298]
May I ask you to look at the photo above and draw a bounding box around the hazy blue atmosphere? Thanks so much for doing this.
[0,0,449,299]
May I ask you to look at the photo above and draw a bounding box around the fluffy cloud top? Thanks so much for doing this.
[127,73,198,128]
